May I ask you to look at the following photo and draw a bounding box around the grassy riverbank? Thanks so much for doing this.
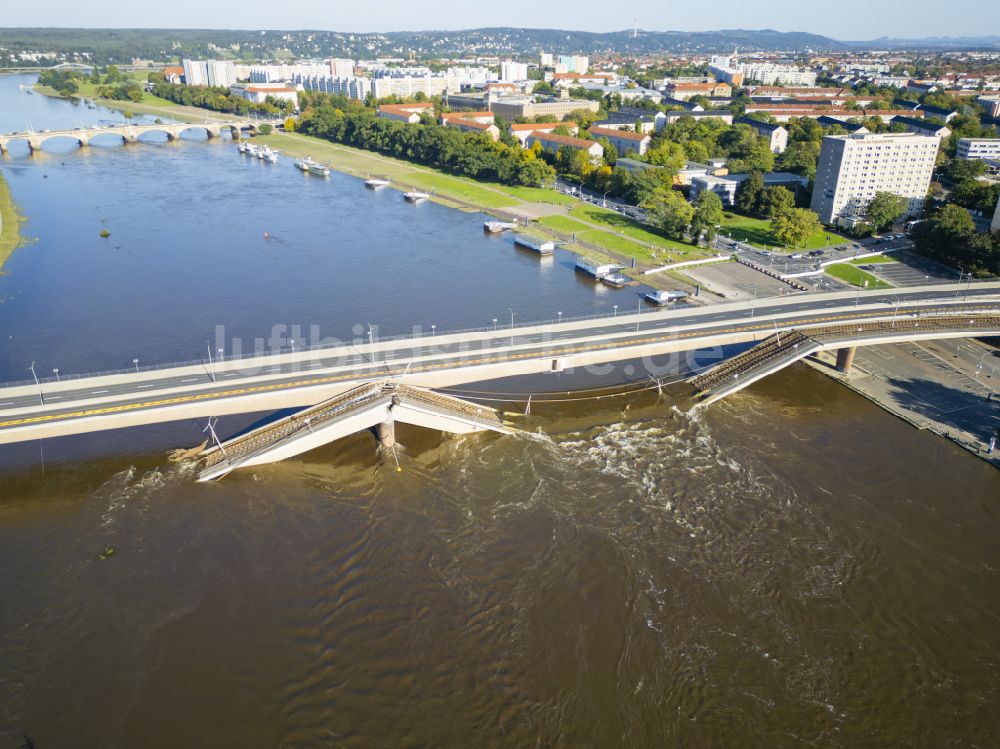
[0,169,26,273]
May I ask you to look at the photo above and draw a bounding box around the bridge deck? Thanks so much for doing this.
[691,314,1000,405]
[0,284,998,444]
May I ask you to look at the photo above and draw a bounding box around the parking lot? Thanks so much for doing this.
[685,262,799,301]
[715,235,915,278]
[860,251,962,287]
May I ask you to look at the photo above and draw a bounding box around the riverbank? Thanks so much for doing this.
[0,169,25,273]
[255,130,713,290]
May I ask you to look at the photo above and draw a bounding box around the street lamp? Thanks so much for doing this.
[493,318,498,331]
[509,308,516,346]
[132,358,139,373]
[750,288,758,319]
[613,304,618,317]
[431,324,436,336]
[557,311,562,323]
[52,368,59,382]
[29,361,42,405]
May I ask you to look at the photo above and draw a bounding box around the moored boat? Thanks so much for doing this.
[295,157,329,176]
[404,191,430,202]
[365,177,391,188]
[512,234,555,254]
[643,289,688,305]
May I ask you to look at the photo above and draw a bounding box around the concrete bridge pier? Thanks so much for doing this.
[836,346,857,374]
[375,420,396,448]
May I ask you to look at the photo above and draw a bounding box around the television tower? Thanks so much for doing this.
[633,18,638,38]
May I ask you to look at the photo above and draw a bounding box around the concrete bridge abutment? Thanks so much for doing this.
[836,346,857,374]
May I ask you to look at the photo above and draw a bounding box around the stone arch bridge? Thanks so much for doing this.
[0,121,255,154]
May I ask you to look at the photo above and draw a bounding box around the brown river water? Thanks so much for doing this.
[2,366,998,747]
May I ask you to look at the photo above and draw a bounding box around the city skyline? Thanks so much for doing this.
[4,0,1000,43]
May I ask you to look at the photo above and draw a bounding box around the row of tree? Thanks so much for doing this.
[296,103,555,187]
[150,81,293,116]
[911,205,1000,276]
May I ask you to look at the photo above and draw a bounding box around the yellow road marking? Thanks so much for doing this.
[0,305,995,430]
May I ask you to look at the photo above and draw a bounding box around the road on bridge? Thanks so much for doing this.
[0,283,998,443]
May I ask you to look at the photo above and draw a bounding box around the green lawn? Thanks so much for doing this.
[848,254,896,265]
[720,213,848,251]
[257,132,518,209]
[495,185,576,205]
[0,170,26,273]
[539,214,688,264]
[825,263,893,288]
[568,204,698,254]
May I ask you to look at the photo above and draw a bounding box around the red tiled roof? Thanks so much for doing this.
[377,103,434,114]
[509,122,564,131]
[529,132,599,149]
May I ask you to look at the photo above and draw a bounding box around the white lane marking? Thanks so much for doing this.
[0,402,12,406]
[181,378,198,383]
[136,384,154,389]
[91,390,109,394]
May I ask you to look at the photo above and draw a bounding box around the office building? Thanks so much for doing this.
[206,60,236,88]
[556,55,589,74]
[489,96,599,121]
[539,52,554,67]
[810,132,940,226]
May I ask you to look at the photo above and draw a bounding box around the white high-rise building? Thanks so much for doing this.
[501,60,528,81]
[206,60,236,88]
[557,55,589,74]
[329,58,355,78]
[181,59,208,86]
[810,132,940,226]
[540,52,553,67]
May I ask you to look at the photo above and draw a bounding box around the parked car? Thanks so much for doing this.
[809,250,823,257]
[791,253,804,259]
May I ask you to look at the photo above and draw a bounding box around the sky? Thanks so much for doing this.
[6,0,1000,41]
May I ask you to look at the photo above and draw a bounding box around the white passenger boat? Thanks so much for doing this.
[295,157,329,176]
[365,177,391,188]
[404,191,430,202]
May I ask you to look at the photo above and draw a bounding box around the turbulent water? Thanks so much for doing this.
[1,75,999,747]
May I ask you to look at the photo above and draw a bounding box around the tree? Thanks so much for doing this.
[771,208,821,247]
[690,191,725,242]
[758,186,796,218]
[641,187,694,240]
[645,141,685,173]
[865,192,907,232]
[734,171,764,215]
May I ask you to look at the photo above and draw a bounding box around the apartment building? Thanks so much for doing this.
[810,132,940,226]
[525,132,603,163]
[890,116,952,138]
[663,82,732,101]
[956,138,1000,160]
[376,103,435,124]
[735,116,789,154]
[587,126,651,156]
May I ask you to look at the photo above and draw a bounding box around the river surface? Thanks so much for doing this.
[1,74,999,747]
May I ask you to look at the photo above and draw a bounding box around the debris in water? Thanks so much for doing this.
[97,546,115,560]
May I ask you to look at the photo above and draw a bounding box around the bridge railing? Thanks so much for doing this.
[2,299,999,390]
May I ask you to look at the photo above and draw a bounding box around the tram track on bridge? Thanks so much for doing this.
[1,300,998,434]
